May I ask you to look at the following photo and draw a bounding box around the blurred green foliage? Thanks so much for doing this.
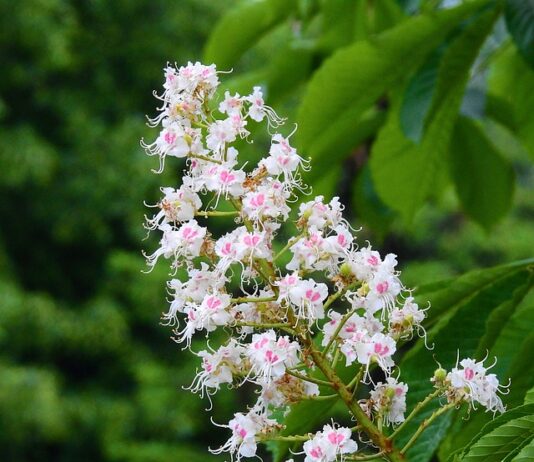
[1,1,533,461]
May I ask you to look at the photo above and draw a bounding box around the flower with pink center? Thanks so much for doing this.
[364,270,402,315]
[188,339,245,400]
[143,220,206,271]
[369,377,408,426]
[321,311,383,347]
[145,185,202,230]
[235,228,271,262]
[196,292,233,331]
[302,423,358,462]
[288,279,329,323]
[211,408,277,461]
[219,91,244,116]
[446,357,507,413]
[203,163,246,198]
[246,330,300,381]
[341,332,396,377]
[299,196,344,231]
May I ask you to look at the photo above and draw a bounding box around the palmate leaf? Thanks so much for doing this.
[296,0,491,154]
[203,0,297,68]
[461,414,534,462]
[369,5,499,220]
[512,437,534,461]
[438,279,534,458]
[395,260,534,462]
[449,116,515,230]
[449,404,534,461]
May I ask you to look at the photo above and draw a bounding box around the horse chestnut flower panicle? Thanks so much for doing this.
[141,61,508,461]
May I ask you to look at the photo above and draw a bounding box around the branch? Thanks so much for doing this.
[400,403,456,454]
[286,369,333,388]
[390,389,441,439]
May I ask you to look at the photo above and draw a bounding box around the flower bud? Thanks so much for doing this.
[339,262,353,278]
[433,367,447,385]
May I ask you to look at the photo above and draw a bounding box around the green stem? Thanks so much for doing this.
[273,232,305,261]
[231,296,276,304]
[234,321,293,332]
[189,153,222,164]
[400,403,456,454]
[322,307,357,355]
[390,389,441,439]
[304,333,405,462]
[262,433,312,442]
[346,451,387,461]
[286,369,333,388]
[196,210,239,217]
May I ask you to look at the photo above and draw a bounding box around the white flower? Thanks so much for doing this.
[145,185,202,230]
[341,332,396,378]
[260,134,305,185]
[144,220,206,271]
[211,407,277,461]
[203,162,246,198]
[299,196,344,231]
[245,86,266,122]
[370,377,408,426]
[219,91,244,116]
[288,279,329,322]
[321,311,383,347]
[246,330,300,381]
[446,357,506,413]
[206,118,238,155]
[189,339,245,399]
[303,424,358,462]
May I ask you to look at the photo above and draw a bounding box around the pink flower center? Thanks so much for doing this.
[181,227,198,240]
[206,297,222,310]
[251,193,265,207]
[376,281,389,294]
[374,342,390,356]
[310,447,323,458]
[265,350,279,364]
[327,431,344,445]
[305,289,321,303]
[464,368,475,380]
[254,337,269,349]
[368,255,379,266]
[164,131,177,145]
[220,170,236,184]
[244,235,260,247]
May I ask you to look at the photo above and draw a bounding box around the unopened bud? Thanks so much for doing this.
[433,367,447,383]
[339,262,353,278]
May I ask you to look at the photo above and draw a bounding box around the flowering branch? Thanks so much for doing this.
[142,62,508,462]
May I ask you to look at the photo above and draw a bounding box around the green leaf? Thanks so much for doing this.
[416,258,534,326]
[370,6,498,219]
[399,46,444,142]
[269,398,340,462]
[396,262,534,462]
[317,0,357,52]
[352,163,395,239]
[487,45,534,158]
[461,414,534,462]
[504,0,534,68]
[266,44,313,103]
[296,0,491,152]
[204,0,297,68]
[449,116,515,230]
[305,106,386,185]
[458,403,534,460]
[525,386,534,405]
[511,437,534,461]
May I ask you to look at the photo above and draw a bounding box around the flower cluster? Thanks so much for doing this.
[142,62,507,461]
[433,357,507,414]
